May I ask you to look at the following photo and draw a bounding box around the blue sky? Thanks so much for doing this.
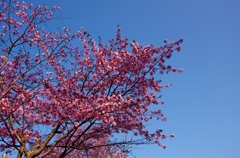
[20,0,240,157]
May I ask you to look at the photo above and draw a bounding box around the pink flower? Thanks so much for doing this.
[7,18,14,24]
[171,68,177,72]
[176,45,181,52]
[14,2,20,8]
[112,121,117,126]
[0,13,5,21]
[178,68,184,72]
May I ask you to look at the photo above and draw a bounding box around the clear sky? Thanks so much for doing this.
[19,0,240,157]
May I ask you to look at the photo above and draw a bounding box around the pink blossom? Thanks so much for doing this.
[178,68,184,72]
[0,0,183,156]
[176,45,181,52]
[0,13,4,21]
[7,18,14,24]
[14,2,20,8]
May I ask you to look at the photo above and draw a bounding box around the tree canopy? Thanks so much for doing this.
[0,0,183,157]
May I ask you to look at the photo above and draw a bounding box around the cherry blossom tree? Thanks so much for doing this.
[0,0,183,157]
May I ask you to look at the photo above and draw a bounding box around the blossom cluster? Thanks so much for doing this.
[0,0,183,157]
